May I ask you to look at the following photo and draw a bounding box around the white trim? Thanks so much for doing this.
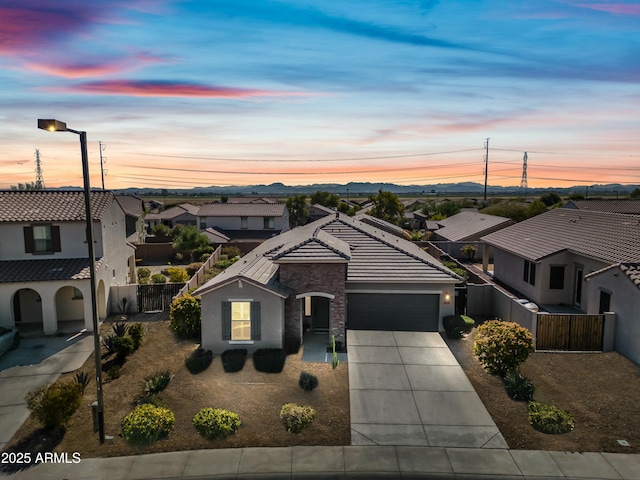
[228,298,254,302]
[295,292,336,300]
[229,341,254,345]
[346,279,460,284]
[345,289,443,295]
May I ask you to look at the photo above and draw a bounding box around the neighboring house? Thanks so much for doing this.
[354,213,409,239]
[0,190,136,334]
[308,203,335,222]
[202,227,230,245]
[563,199,640,215]
[115,194,146,243]
[197,202,289,241]
[195,212,460,354]
[226,197,279,204]
[145,203,199,230]
[584,263,640,364]
[432,211,514,243]
[481,208,640,363]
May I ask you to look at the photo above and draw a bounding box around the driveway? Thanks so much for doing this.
[0,334,94,451]
[348,330,508,448]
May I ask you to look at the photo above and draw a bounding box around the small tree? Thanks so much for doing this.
[369,189,404,225]
[630,188,640,199]
[473,320,534,376]
[173,225,209,262]
[169,294,201,338]
[286,195,309,227]
[310,190,340,208]
[152,224,170,237]
[460,244,476,260]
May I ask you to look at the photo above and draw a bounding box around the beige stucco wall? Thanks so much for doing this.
[200,280,285,354]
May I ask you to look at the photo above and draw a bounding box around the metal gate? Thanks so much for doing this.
[536,314,604,351]
[137,283,185,312]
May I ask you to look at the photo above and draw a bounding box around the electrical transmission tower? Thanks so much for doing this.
[34,149,45,189]
[99,141,107,189]
[483,138,490,201]
[519,152,528,197]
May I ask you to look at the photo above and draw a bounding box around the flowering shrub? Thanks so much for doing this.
[166,267,189,283]
[26,381,83,429]
[280,403,316,433]
[528,401,575,434]
[473,320,534,376]
[193,408,241,439]
[121,404,175,444]
[169,294,201,338]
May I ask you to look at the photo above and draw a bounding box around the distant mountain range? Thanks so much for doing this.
[104,181,639,197]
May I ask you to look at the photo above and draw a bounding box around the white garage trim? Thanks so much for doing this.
[346,289,443,295]
[295,292,336,300]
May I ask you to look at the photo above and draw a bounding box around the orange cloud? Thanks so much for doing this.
[47,80,319,98]
[26,52,171,78]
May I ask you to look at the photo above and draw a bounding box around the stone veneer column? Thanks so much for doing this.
[278,263,347,346]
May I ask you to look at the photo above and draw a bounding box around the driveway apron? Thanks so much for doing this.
[348,330,508,448]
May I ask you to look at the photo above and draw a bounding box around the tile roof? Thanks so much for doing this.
[563,199,640,215]
[115,195,144,216]
[482,208,640,263]
[197,203,287,217]
[271,228,351,262]
[0,190,114,222]
[227,197,279,204]
[195,213,460,297]
[0,257,104,283]
[433,211,513,242]
[353,214,409,239]
[202,227,230,243]
[585,262,640,290]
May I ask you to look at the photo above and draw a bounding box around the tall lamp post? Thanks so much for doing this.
[37,119,105,444]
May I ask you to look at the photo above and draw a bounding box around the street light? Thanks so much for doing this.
[37,119,106,444]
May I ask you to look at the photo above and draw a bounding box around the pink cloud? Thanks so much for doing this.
[574,3,640,14]
[46,80,319,98]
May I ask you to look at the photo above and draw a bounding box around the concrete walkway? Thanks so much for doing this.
[0,334,94,451]
[348,330,507,448]
[8,445,640,479]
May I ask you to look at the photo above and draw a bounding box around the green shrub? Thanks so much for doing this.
[152,224,170,237]
[443,315,475,339]
[473,320,535,376]
[213,259,235,270]
[253,348,286,373]
[151,273,167,284]
[186,262,203,276]
[112,322,129,337]
[299,371,319,392]
[192,408,241,439]
[503,370,535,401]
[137,267,151,283]
[138,276,150,285]
[185,347,213,374]
[221,349,247,373]
[113,336,135,360]
[169,294,201,338]
[26,381,83,429]
[129,323,144,350]
[136,394,164,407]
[107,364,121,380]
[102,334,117,355]
[74,372,90,393]
[194,246,214,261]
[222,246,242,258]
[528,401,575,434]
[166,267,189,283]
[280,403,316,433]
[174,252,184,263]
[121,404,175,444]
[200,253,212,262]
[144,371,172,395]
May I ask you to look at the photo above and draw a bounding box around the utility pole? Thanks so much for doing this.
[519,152,528,197]
[483,138,490,201]
[34,149,45,189]
[98,141,106,190]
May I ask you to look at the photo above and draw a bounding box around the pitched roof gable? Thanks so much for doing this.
[585,262,640,290]
[0,190,114,222]
[482,208,640,263]
[563,199,640,215]
[271,228,350,262]
[197,203,286,217]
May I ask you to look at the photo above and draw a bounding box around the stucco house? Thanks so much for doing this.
[0,190,136,335]
[432,211,514,243]
[195,212,461,354]
[145,203,199,230]
[197,202,289,241]
[481,208,640,364]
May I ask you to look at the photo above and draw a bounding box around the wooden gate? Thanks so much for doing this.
[137,283,185,312]
[536,314,604,351]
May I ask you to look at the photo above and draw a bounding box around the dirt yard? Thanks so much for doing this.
[446,328,640,453]
[5,314,350,458]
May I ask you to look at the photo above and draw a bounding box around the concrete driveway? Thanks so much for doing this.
[348,330,508,449]
[0,334,94,451]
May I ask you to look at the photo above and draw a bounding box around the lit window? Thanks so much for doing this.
[304,297,312,316]
[231,301,251,341]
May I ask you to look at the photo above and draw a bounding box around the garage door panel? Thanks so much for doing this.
[347,293,439,331]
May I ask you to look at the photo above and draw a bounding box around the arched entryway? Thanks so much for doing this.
[12,288,43,332]
[55,286,85,324]
[296,292,334,338]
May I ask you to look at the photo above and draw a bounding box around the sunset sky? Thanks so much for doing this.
[1,0,639,190]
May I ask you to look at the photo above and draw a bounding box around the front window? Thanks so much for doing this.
[549,265,565,289]
[33,225,52,253]
[241,217,248,229]
[263,217,275,229]
[231,301,251,340]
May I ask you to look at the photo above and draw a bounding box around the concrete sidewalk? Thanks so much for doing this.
[348,330,506,448]
[7,445,640,479]
[0,334,94,451]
